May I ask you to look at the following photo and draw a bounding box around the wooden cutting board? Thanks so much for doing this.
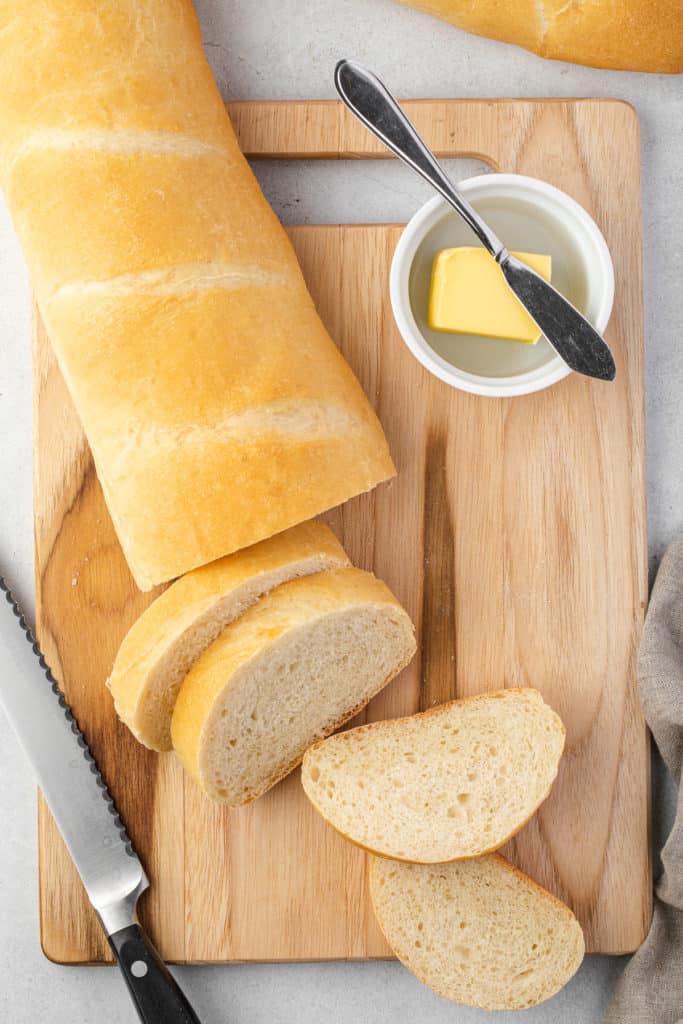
[34,98,650,963]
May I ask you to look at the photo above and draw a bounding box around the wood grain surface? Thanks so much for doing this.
[34,99,650,963]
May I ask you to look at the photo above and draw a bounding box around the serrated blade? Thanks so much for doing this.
[0,576,147,934]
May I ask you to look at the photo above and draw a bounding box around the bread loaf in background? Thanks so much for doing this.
[392,0,683,72]
[0,2,394,590]
[108,521,350,751]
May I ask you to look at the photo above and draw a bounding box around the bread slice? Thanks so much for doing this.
[108,521,349,751]
[301,689,564,862]
[370,854,584,1011]
[171,568,416,805]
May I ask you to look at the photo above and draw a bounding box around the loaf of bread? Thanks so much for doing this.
[0,3,394,590]
[370,854,585,1010]
[302,689,565,862]
[171,567,416,805]
[393,0,683,73]
[108,521,350,751]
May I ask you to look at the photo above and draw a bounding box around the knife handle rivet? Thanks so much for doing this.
[130,960,148,978]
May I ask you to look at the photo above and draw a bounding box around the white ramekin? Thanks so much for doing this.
[389,173,615,398]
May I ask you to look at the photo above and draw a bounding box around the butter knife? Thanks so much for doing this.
[0,576,202,1023]
[335,60,617,382]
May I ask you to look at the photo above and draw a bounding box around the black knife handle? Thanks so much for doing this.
[109,924,202,1024]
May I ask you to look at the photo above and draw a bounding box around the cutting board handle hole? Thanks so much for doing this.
[250,158,493,225]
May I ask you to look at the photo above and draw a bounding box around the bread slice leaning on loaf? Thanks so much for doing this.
[302,689,564,862]
[108,521,350,751]
[0,3,394,590]
[370,854,585,1011]
[171,568,416,806]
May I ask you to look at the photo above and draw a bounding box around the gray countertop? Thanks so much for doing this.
[0,1,681,1021]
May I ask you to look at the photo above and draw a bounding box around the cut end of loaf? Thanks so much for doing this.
[301,688,565,862]
[370,854,585,1011]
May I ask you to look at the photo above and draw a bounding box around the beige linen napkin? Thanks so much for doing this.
[604,533,683,1024]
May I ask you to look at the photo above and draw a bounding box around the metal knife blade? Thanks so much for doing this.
[0,576,147,932]
[499,254,616,380]
[0,576,203,1023]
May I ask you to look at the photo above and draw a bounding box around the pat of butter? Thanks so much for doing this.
[428,247,552,345]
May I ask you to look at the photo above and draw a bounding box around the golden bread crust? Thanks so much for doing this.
[395,0,683,72]
[0,2,394,589]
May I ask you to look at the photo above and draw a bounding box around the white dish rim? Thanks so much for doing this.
[389,173,615,398]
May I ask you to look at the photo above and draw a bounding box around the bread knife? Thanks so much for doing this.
[335,60,617,382]
[0,575,203,1024]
